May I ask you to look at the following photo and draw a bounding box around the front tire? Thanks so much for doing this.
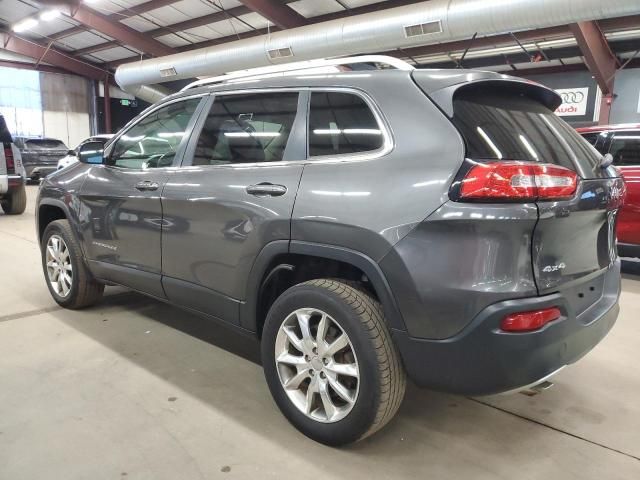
[1,185,27,215]
[262,279,406,445]
[41,220,104,309]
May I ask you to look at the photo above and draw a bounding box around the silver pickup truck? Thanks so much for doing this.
[0,115,27,215]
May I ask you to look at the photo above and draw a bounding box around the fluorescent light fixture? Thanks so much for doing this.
[476,127,503,159]
[13,18,38,33]
[313,128,382,135]
[519,134,539,160]
[40,10,60,21]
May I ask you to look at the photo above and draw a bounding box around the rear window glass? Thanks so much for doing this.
[25,139,67,150]
[451,89,601,172]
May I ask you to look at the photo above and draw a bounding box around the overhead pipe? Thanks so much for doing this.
[115,0,640,96]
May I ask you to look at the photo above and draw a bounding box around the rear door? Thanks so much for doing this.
[161,90,306,324]
[608,131,640,246]
[449,83,624,294]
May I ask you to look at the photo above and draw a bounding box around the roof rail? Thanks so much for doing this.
[180,55,414,92]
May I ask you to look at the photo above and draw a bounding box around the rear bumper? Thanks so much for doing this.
[0,175,24,195]
[393,261,620,396]
[618,243,640,259]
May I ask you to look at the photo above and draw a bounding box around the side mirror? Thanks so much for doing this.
[67,149,75,156]
[78,141,105,165]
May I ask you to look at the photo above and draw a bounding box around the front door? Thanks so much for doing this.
[78,97,204,297]
[161,91,306,323]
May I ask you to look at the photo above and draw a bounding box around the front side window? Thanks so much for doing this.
[308,91,384,157]
[609,133,640,166]
[109,98,201,169]
[192,92,299,166]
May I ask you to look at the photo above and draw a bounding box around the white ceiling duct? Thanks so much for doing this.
[115,0,640,96]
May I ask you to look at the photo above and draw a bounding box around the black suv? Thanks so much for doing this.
[36,59,623,445]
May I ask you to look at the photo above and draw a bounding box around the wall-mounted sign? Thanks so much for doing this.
[555,87,590,116]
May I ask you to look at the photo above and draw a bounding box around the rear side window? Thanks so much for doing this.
[451,89,601,172]
[192,92,299,165]
[609,133,640,166]
[308,92,383,157]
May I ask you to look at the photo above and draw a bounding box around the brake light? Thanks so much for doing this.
[501,307,562,332]
[3,144,15,173]
[459,162,577,201]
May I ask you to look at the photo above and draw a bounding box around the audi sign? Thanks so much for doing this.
[555,87,590,117]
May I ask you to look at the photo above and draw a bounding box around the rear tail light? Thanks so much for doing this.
[459,161,577,202]
[501,307,562,332]
[3,144,15,173]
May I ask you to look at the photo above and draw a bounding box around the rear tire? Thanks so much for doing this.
[41,219,104,309]
[1,185,27,215]
[262,279,406,445]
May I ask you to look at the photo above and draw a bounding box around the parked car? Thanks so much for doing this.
[577,124,640,258]
[57,135,114,171]
[0,114,27,215]
[36,58,623,445]
[14,136,68,181]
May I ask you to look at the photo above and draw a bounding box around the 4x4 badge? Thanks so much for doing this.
[542,263,566,273]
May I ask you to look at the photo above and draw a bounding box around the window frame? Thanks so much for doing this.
[103,94,208,171]
[177,87,393,169]
[305,87,393,162]
[179,89,308,169]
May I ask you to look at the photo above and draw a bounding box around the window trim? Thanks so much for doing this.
[176,87,393,170]
[179,89,306,169]
[103,93,208,171]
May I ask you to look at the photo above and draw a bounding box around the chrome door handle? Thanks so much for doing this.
[246,183,287,197]
[135,180,160,191]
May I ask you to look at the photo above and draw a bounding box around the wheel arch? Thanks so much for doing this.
[240,240,406,336]
[37,199,70,244]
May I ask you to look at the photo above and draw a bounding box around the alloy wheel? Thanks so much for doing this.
[45,235,73,297]
[275,308,360,423]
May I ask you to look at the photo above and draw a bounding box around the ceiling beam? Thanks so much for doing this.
[237,0,307,29]
[0,32,106,80]
[50,0,181,41]
[65,4,177,57]
[570,21,618,94]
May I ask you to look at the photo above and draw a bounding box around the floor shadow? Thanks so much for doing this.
[52,290,502,459]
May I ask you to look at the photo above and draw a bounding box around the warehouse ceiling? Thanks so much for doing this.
[0,0,639,83]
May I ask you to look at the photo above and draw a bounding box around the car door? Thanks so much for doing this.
[78,96,205,297]
[608,131,640,247]
[161,90,307,324]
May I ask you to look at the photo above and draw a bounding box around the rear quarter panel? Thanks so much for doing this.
[292,76,464,262]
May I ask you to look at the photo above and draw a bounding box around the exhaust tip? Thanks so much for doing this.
[519,380,554,397]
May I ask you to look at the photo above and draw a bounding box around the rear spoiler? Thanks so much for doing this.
[412,70,562,117]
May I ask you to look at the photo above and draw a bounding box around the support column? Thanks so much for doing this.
[103,76,112,134]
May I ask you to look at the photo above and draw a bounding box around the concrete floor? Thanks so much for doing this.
[1,186,639,480]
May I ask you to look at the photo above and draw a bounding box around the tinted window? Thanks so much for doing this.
[609,133,640,166]
[452,89,601,171]
[192,92,299,165]
[308,92,383,157]
[109,98,200,169]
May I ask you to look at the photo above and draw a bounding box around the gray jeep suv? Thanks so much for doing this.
[36,60,623,445]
